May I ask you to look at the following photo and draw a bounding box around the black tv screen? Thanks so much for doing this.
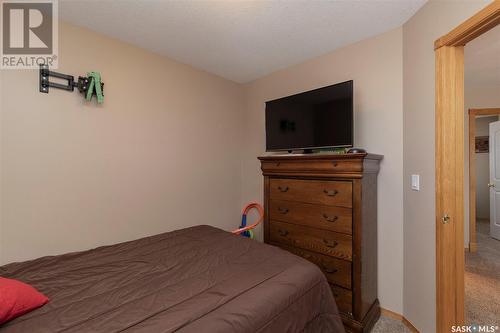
[265,80,353,151]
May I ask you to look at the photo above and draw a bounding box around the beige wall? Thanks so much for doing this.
[402,1,490,332]
[0,22,244,264]
[241,28,405,314]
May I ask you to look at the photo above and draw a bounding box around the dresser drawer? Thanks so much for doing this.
[269,221,352,261]
[270,179,352,207]
[273,243,352,289]
[269,199,352,235]
[330,284,353,315]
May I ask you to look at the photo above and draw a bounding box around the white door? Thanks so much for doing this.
[489,121,500,240]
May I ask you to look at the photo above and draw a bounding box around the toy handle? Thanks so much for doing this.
[232,203,264,235]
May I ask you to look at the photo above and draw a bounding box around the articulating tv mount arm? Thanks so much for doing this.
[39,64,104,103]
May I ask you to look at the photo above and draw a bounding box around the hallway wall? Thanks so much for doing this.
[475,116,498,219]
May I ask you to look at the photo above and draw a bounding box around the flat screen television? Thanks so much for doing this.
[265,80,353,152]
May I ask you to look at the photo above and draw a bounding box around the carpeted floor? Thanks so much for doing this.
[465,219,500,326]
[370,219,500,333]
[372,315,411,332]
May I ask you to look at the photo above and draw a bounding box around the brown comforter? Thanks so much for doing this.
[0,225,344,333]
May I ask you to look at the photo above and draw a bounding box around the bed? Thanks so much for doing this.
[0,225,344,332]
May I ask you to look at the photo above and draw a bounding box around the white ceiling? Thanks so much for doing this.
[60,0,426,83]
[465,25,500,86]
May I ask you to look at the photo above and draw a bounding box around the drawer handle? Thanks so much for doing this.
[322,264,338,274]
[278,229,289,237]
[332,162,338,167]
[278,186,289,192]
[323,189,339,197]
[322,214,338,223]
[323,239,339,248]
[278,207,289,214]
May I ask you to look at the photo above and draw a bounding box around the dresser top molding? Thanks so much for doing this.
[258,153,383,179]
[258,152,383,161]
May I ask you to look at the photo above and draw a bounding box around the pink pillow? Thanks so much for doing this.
[0,277,49,325]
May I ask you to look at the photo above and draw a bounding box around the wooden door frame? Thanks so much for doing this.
[435,2,500,332]
[468,108,500,253]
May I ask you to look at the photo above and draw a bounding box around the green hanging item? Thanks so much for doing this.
[39,65,105,105]
[85,72,104,104]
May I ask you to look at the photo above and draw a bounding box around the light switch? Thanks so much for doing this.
[411,174,420,191]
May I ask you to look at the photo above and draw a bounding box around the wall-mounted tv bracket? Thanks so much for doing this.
[39,64,104,103]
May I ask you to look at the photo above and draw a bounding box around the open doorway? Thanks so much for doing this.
[464,24,500,326]
[468,110,500,251]
[434,2,500,330]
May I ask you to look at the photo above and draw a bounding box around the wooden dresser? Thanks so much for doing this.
[258,153,382,333]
